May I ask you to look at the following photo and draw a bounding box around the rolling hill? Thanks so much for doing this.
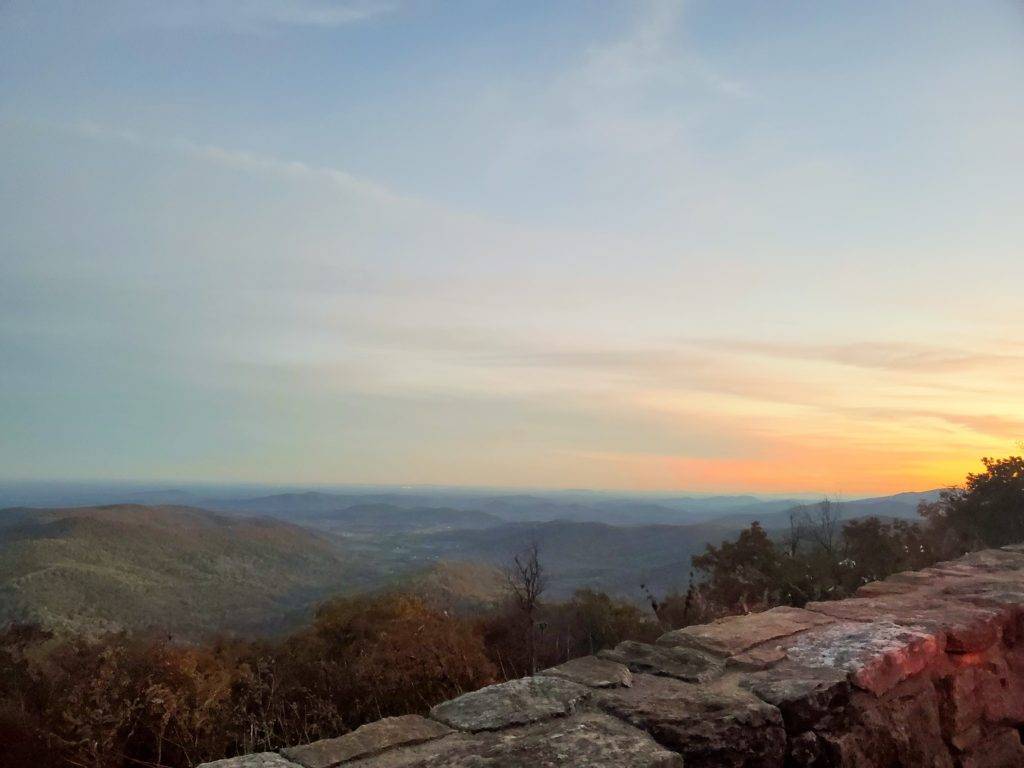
[0,505,369,639]
[384,560,508,614]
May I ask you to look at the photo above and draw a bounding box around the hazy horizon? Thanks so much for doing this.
[0,477,945,505]
[3,1,1023,493]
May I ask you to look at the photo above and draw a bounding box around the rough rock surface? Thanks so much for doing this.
[202,547,1024,768]
[658,606,835,657]
[200,755,301,768]
[783,620,943,696]
[598,639,723,682]
[595,673,786,767]
[336,714,683,768]
[539,655,633,688]
[281,716,451,767]
[429,676,589,732]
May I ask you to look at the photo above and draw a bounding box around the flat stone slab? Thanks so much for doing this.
[806,595,1003,653]
[939,578,1024,610]
[198,754,301,768]
[595,673,785,768]
[885,569,974,591]
[954,548,1024,570]
[725,643,788,671]
[429,676,589,732]
[478,712,684,768]
[345,714,683,767]
[281,716,452,767]
[539,655,632,688]
[856,579,924,598]
[598,640,723,683]
[783,620,942,696]
[658,606,834,657]
[330,733,481,767]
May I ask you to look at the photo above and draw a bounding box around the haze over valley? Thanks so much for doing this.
[0,483,942,638]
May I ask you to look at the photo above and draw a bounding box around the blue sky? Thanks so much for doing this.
[2,1,1023,492]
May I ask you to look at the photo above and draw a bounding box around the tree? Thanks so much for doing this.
[838,517,939,592]
[506,542,546,674]
[800,497,843,559]
[919,455,1024,549]
[692,522,785,613]
[563,589,658,656]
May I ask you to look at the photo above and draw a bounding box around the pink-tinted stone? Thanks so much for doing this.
[856,579,924,598]
[784,620,943,696]
[806,595,1002,653]
[726,643,788,671]
[658,606,834,657]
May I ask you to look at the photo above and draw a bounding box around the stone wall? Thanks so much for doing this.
[201,546,1024,767]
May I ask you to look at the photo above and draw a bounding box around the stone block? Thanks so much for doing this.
[741,663,850,733]
[806,595,1002,653]
[281,716,452,767]
[595,673,785,768]
[783,620,942,696]
[344,713,683,767]
[658,606,834,657]
[198,755,301,768]
[429,676,589,732]
[598,640,723,682]
[958,726,1024,768]
[539,655,632,688]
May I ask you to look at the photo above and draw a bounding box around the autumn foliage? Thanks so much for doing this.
[0,588,654,768]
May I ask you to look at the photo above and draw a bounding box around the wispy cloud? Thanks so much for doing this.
[84,0,399,35]
[483,0,749,186]
[70,119,404,204]
[687,339,1024,374]
[575,0,747,99]
[840,407,1024,441]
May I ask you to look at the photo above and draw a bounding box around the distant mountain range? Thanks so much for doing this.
[711,490,943,529]
[0,485,947,638]
[0,483,945,529]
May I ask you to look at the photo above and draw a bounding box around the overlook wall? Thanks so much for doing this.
[202,546,1024,767]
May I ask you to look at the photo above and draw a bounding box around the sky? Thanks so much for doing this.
[1,0,1023,494]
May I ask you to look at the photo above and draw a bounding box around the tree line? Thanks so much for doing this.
[684,455,1024,616]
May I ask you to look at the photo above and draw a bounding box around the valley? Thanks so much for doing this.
[0,485,943,639]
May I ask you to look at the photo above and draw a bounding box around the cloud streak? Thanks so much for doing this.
[110,0,398,33]
[686,339,1024,375]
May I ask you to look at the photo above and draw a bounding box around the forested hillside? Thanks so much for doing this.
[0,505,364,638]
